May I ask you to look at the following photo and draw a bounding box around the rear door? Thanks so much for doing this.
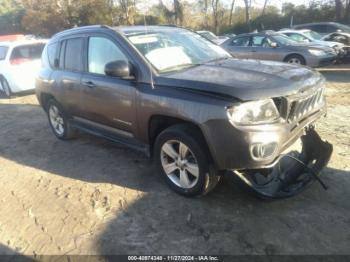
[79,35,136,134]
[54,37,85,116]
[224,36,252,58]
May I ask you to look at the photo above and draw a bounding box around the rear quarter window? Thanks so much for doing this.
[47,42,58,67]
[0,46,8,60]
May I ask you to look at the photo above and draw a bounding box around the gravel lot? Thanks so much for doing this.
[0,68,349,256]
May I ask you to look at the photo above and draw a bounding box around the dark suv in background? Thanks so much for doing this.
[36,25,332,199]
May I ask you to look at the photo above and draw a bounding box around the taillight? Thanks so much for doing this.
[10,58,30,65]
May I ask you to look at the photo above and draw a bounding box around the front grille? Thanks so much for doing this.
[287,87,324,123]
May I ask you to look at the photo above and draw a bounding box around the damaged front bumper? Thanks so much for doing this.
[233,127,333,199]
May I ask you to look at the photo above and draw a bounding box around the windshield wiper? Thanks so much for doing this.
[161,63,201,73]
[204,56,230,64]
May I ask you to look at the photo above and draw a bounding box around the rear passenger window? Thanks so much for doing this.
[64,38,83,72]
[252,36,265,46]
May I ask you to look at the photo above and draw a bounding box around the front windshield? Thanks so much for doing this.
[201,31,218,41]
[126,30,230,73]
[271,34,299,45]
[304,30,322,40]
[336,23,350,32]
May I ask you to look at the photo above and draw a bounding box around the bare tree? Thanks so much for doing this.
[229,0,235,25]
[261,0,268,16]
[211,0,220,34]
[118,0,135,25]
[335,0,343,21]
[243,0,251,31]
[174,0,183,25]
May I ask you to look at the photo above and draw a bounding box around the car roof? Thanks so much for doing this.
[293,22,340,27]
[232,31,280,38]
[0,39,48,48]
[51,25,189,41]
[117,25,188,35]
[280,29,310,33]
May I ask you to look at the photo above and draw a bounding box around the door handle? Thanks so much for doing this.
[82,81,96,88]
[251,50,257,52]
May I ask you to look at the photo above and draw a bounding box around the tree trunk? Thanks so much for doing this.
[335,0,343,21]
[229,0,235,25]
[261,0,268,16]
[211,0,219,34]
[243,0,251,31]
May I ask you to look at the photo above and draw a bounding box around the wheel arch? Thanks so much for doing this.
[148,115,215,165]
[283,53,306,64]
[40,92,55,112]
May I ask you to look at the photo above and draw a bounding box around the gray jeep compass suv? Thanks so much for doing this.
[36,25,333,199]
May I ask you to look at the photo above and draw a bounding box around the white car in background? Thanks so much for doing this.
[0,39,47,97]
[279,29,347,57]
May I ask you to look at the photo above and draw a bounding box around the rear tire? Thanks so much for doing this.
[0,77,12,98]
[47,99,76,140]
[284,54,306,65]
[154,124,221,197]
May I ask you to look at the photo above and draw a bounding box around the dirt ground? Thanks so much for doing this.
[0,68,349,256]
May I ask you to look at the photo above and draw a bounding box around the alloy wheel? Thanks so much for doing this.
[160,140,199,189]
[288,58,301,64]
[49,105,65,136]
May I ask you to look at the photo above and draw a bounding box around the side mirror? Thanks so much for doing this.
[104,60,134,79]
[270,42,278,48]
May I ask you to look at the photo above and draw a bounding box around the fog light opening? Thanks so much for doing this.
[251,142,278,160]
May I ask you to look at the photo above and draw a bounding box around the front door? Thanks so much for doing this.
[79,35,136,135]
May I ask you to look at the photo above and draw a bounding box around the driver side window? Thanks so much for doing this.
[88,37,127,75]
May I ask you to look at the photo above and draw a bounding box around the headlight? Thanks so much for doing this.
[227,99,280,126]
[309,49,325,56]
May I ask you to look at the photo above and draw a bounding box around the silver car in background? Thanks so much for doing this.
[221,31,337,67]
[279,29,347,58]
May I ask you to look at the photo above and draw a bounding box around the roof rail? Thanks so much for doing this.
[53,25,111,38]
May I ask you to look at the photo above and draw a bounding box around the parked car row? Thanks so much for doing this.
[2,22,349,97]
[218,22,350,67]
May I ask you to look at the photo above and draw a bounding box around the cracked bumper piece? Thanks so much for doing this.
[233,127,333,199]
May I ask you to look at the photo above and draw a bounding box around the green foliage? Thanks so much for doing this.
[0,0,349,37]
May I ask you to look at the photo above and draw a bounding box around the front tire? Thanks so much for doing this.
[0,77,12,98]
[47,99,76,140]
[284,54,306,65]
[154,124,221,197]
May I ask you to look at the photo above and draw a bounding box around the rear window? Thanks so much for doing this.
[0,46,8,60]
[64,38,84,72]
[10,43,45,62]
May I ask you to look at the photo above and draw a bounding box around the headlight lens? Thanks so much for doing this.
[227,99,280,126]
[309,49,325,56]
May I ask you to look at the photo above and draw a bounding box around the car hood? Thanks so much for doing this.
[156,58,324,101]
[314,40,344,47]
